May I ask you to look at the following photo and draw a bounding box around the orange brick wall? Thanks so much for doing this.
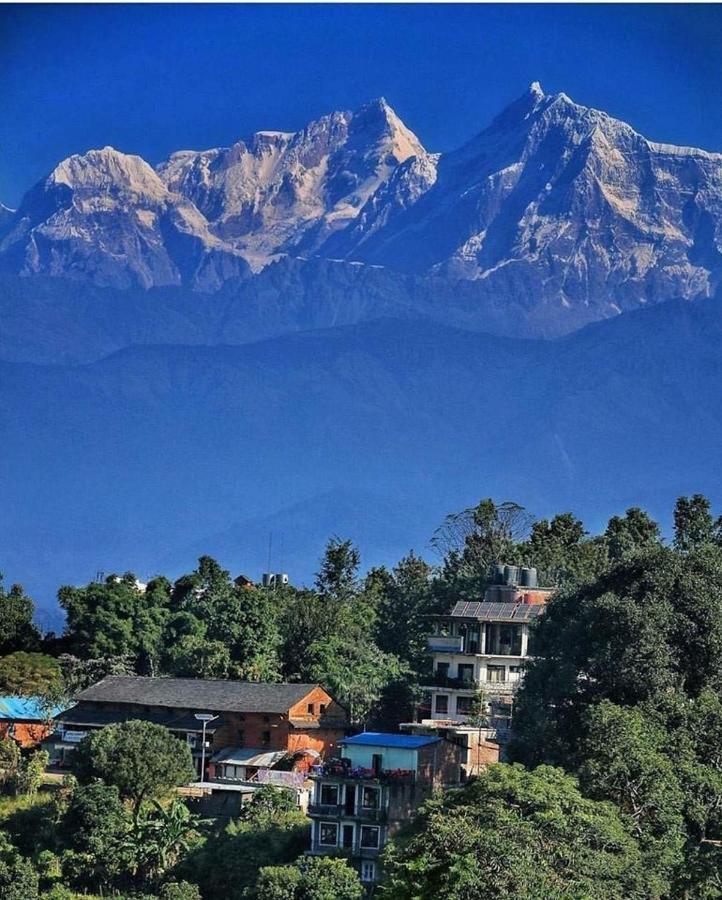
[0,721,54,749]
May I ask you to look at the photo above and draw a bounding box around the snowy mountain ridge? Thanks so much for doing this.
[1,83,721,333]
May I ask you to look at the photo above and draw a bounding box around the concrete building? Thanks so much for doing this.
[406,565,552,774]
[307,732,462,886]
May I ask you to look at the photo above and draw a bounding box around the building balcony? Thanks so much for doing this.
[479,680,518,696]
[310,764,416,785]
[427,635,464,653]
[424,673,478,690]
[308,803,388,822]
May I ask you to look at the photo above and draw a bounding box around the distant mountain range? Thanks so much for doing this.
[1,83,721,337]
[2,294,722,625]
[1,83,722,624]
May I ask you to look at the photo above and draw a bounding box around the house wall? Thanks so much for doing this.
[417,739,462,787]
[0,720,53,749]
[70,688,347,762]
[343,744,418,771]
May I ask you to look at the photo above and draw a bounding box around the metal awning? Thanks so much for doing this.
[211,746,288,768]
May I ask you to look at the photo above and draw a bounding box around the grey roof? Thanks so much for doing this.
[450,601,545,622]
[76,676,322,714]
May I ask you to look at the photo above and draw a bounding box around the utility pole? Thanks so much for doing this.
[194,713,218,782]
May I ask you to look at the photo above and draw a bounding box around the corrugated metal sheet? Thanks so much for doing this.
[211,746,288,767]
[341,732,440,749]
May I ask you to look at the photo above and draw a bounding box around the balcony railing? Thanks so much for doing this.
[311,763,416,784]
[308,803,388,822]
[426,674,478,690]
[427,635,464,653]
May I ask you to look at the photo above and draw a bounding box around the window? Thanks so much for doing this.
[456,695,474,715]
[509,665,521,681]
[485,623,522,656]
[457,663,474,683]
[435,694,449,714]
[436,662,449,677]
[319,703,326,714]
[307,703,315,714]
[319,822,338,847]
[261,730,271,744]
[237,729,245,746]
[487,665,506,683]
[361,861,376,883]
[360,825,380,849]
[320,783,339,806]
[362,786,380,809]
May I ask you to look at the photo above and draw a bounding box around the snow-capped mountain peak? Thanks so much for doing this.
[154,98,428,266]
[2,85,721,336]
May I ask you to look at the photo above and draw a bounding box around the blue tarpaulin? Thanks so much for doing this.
[0,696,67,721]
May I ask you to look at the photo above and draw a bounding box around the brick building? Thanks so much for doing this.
[53,677,348,790]
[0,696,66,748]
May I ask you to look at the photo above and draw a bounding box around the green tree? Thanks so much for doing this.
[238,785,298,820]
[305,633,405,725]
[124,799,201,881]
[674,494,721,552]
[278,588,332,681]
[255,856,364,900]
[72,720,194,815]
[432,499,531,588]
[314,539,361,602]
[0,737,20,792]
[510,547,722,768]
[0,576,40,655]
[177,799,309,900]
[13,750,48,797]
[380,763,646,899]
[605,507,662,562]
[58,572,165,668]
[578,702,686,893]
[159,882,202,900]
[167,557,281,680]
[0,652,61,696]
[0,853,39,900]
[61,782,130,888]
[374,553,435,670]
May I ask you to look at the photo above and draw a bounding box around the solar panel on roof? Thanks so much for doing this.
[449,600,546,622]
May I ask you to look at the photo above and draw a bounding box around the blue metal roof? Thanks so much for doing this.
[0,696,66,721]
[340,732,440,749]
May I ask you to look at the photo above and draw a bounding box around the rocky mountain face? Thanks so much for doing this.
[1,84,721,334]
[0,148,249,290]
[335,82,722,330]
[157,97,427,268]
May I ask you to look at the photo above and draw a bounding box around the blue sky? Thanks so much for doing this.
[1,3,721,206]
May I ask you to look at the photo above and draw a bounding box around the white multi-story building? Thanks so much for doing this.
[406,566,552,773]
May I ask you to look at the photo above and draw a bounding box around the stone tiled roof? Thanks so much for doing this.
[76,676,321,714]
